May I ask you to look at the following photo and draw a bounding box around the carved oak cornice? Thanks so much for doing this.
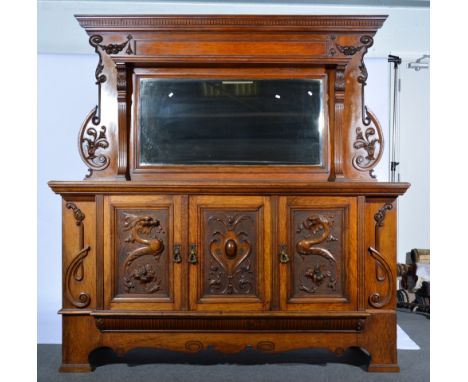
[76,15,387,31]
[368,203,394,309]
[64,203,91,308]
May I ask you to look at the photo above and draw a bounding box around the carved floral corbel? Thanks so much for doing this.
[352,109,384,179]
[64,203,91,308]
[368,203,394,308]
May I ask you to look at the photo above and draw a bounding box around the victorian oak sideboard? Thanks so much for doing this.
[49,15,409,372]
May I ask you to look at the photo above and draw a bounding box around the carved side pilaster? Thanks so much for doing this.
[116,62,129,178]
[368,203,394,308]
[64,203,91,308]
[330,65,346,180]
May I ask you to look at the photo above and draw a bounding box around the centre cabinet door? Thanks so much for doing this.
[278,196,358,311]
[188,196,272,311]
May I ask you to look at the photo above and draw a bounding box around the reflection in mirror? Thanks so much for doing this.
[138,78,324,165]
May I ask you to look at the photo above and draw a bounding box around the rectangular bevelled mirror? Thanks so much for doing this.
[137,78,324,166]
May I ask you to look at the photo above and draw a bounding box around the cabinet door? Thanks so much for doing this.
[278,196,358,311]
[103,195,184,310]
[189,196,271,311]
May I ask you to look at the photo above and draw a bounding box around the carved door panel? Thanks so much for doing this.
[103,195,184,310]
[189,196,271,311]
[278,196,358,311]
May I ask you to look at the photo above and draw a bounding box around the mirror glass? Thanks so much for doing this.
[138,78,324,165]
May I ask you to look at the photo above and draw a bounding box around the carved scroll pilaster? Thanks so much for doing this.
[368,203,394,308]
[64,203,91,308]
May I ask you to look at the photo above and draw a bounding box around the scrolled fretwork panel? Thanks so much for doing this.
[62,200,96,309]
[365,200,397,309]
[331,34,384,181]
[79,34,134,180]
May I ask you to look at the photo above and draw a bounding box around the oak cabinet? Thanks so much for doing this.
[49,14,409,373]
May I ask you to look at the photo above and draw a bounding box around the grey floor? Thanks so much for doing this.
[38,310,429,382]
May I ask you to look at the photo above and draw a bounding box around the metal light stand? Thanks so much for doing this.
[388,55,402,182]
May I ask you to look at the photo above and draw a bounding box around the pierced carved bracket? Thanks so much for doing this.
[368,203,394,308]
[88,34,133,126]
[64,203,91,308]
[80,35,133,179]
[356,35,374,126]
[78,109,110,179]
[352,109,384,179]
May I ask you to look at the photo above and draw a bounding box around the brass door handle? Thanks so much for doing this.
[188,244,198,264]
[173,244,182,263]
[279,244,290,263]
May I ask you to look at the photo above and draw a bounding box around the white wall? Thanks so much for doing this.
[396,58,430,261]
[38,1,429,58]
[38,54,94,343]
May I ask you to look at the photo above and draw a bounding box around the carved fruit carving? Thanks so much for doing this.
[207,214,256,295]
